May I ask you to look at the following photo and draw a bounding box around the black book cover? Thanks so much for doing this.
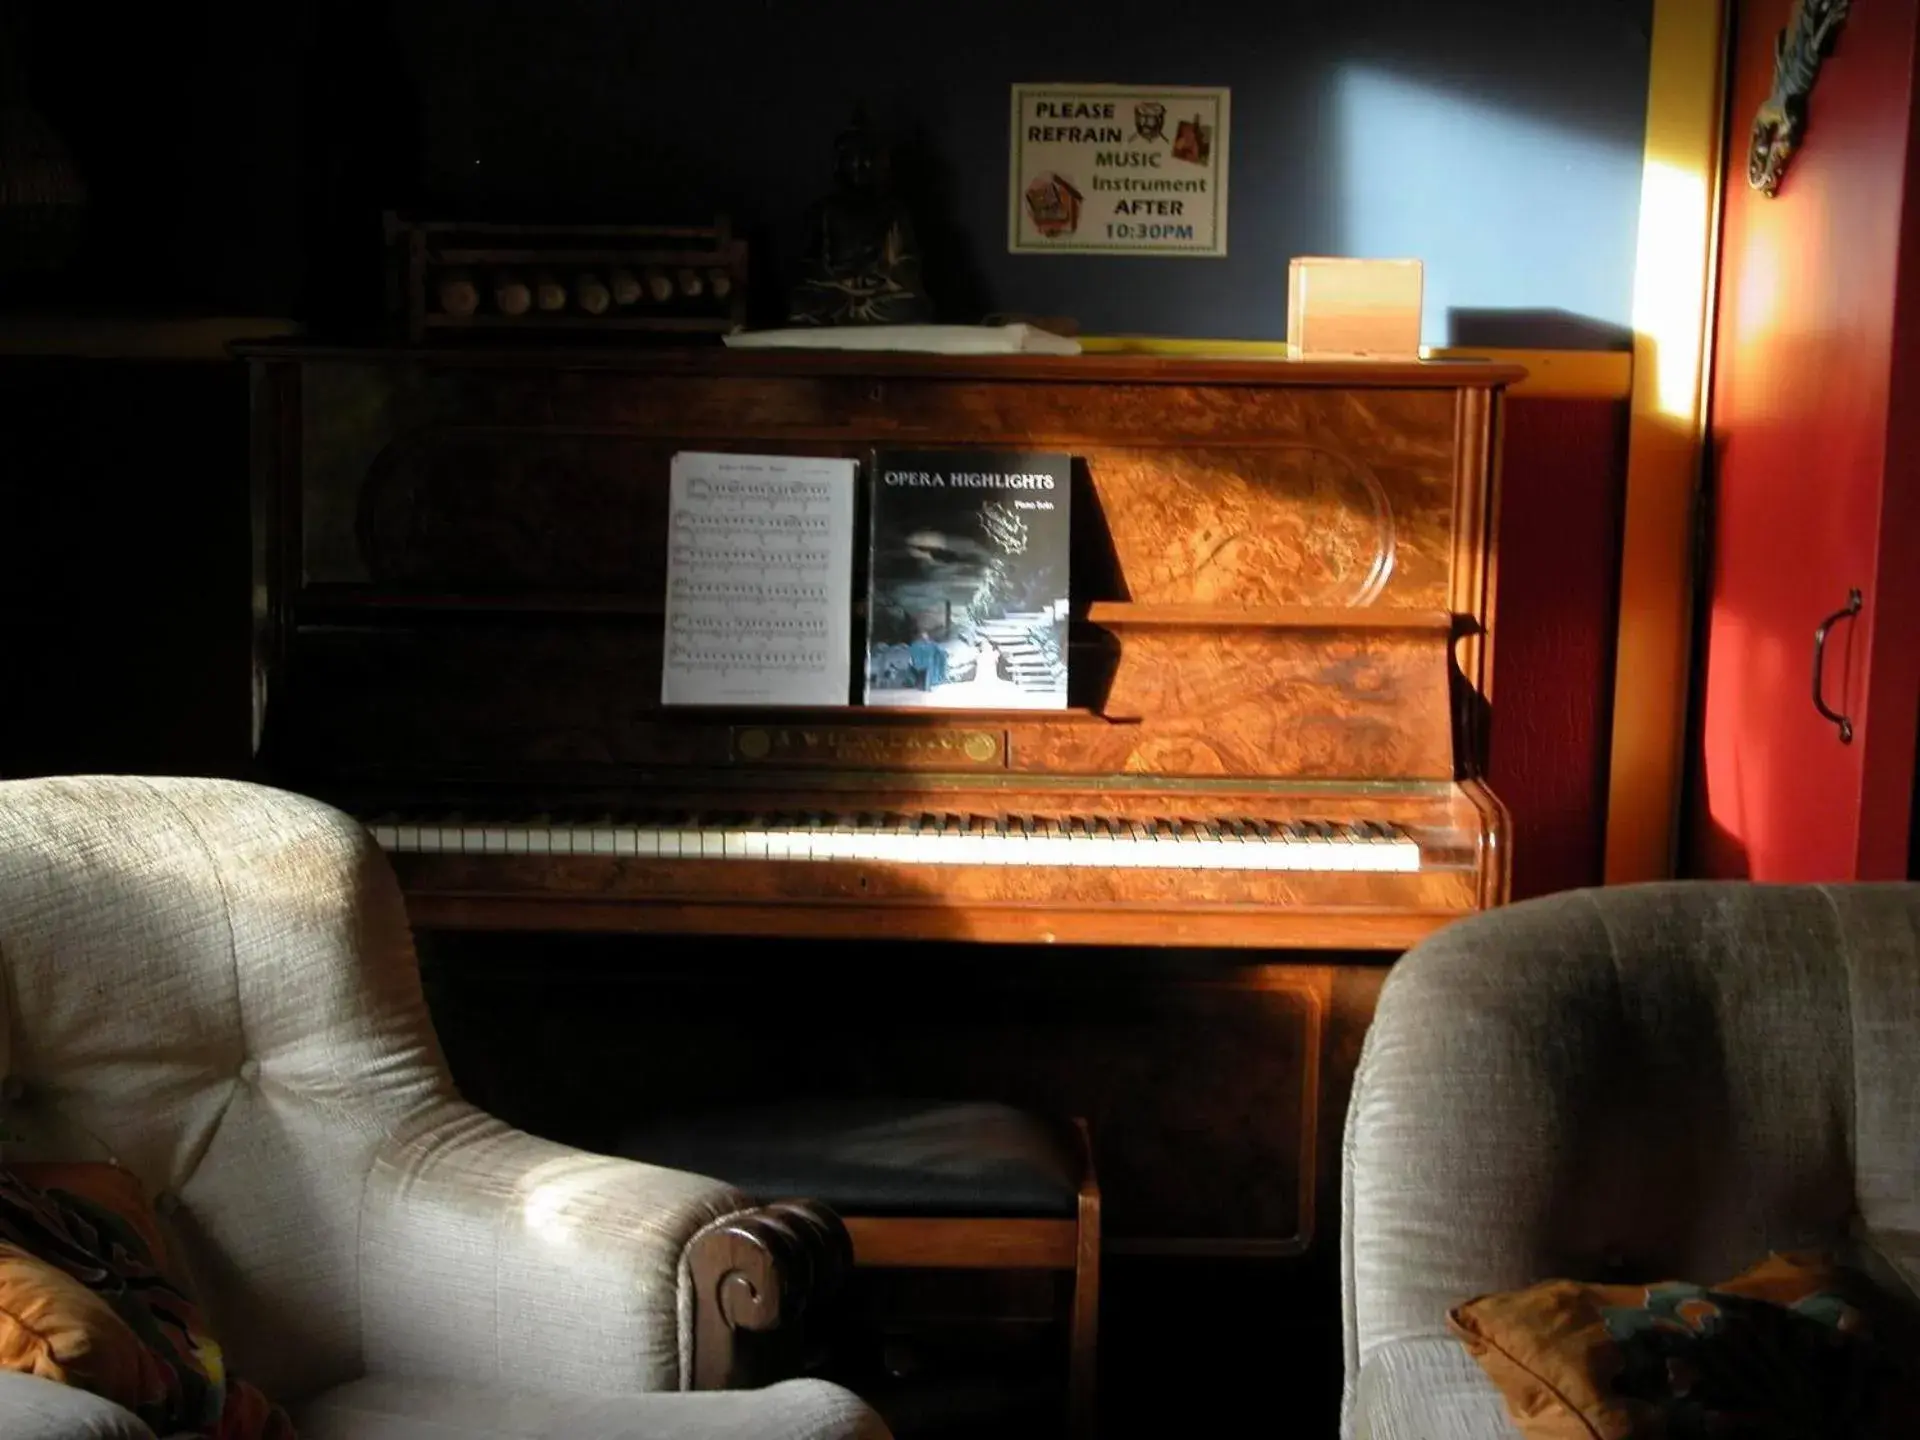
[864,449,1072,708]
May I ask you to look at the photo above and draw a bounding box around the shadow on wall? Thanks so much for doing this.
[1447,307,1632,350]
[1475,314,1635,899]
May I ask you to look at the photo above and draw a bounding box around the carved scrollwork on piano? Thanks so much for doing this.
[1098,446,1398,607]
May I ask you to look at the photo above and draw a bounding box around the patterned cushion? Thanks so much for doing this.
[1448,1251,1920,1437]
[0,1164,290,1440]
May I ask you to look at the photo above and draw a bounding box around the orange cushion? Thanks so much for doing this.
[0,1239,155,1401]
[0,1163,290,1440]
[1448,1251,1918,1439]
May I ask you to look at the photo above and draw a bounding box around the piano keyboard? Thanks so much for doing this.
[363,813,1423,873]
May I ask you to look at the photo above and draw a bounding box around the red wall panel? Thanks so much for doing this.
[1687,0,1920,879]
[1489,396,1630,900]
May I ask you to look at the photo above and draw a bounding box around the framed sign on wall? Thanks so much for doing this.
[1009,84,1230,257]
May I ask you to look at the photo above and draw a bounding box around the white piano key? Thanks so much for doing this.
[361,812,1425,873]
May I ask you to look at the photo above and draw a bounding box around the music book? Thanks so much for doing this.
[661,451,857,706]
[863,449,1072,709]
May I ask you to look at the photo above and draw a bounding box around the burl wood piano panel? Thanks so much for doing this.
[280,356,1490,785]
[288,622,1455,781]
[295,360,1463,611]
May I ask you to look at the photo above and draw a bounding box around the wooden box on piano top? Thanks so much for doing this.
[245,346,1523,951]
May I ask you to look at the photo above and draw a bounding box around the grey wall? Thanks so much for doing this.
[10,0,1651,344]
[397,0,1653,347]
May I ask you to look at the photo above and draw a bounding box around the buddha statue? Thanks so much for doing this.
[788,110,931,326]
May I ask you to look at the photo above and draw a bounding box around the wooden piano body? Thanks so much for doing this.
[250,347,1518,951]
[244,346,1519,1291]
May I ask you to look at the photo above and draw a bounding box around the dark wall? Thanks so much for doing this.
[0,361,254,780]
[12,1,1650,344]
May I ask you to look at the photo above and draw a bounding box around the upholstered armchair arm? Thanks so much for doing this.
[1851,1224,1920,1303]
[358,1101,748,1393]
[1350,1338,1518,1440]
[1341,916,1604,1368]
[1339,894,1644,1433]
[0,1372,155,1440]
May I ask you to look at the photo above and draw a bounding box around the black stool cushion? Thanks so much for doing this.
[613,1098,1081,1218]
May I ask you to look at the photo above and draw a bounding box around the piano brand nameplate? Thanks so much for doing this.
[730,726,1007,770]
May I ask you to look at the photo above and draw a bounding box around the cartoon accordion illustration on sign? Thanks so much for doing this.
[1023,172,1084,238]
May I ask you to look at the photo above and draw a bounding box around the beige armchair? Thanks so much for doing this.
[1341,881,1920,1438]
[0,774,887,1440]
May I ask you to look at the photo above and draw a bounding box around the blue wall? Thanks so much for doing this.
[399,0,1652,347]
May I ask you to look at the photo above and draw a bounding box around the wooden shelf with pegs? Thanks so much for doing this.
[385,213,748,344]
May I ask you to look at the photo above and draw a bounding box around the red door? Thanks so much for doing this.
[1689,0,1920,880]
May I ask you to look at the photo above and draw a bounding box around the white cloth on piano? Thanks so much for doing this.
[722,323,1081,356]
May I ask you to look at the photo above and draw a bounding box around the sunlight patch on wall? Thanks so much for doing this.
[1332,66,1642,348]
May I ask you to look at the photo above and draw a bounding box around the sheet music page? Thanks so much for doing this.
[661,451,857,706]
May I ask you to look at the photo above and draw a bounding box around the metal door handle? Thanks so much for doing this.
[1812,588,1862,743]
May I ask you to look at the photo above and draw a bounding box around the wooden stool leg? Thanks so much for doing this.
[1068,1120,1101,1440]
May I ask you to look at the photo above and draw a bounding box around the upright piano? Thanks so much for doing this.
[246,346,1520,952]
[244,343,1521,1283]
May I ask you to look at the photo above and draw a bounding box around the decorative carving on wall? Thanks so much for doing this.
[1749,0,1852,198]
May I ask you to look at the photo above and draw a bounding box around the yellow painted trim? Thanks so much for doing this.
[1603,0,1729,883]
[1434,348,1631,400]
[1078,335,1631,400]
[0,316,301,361]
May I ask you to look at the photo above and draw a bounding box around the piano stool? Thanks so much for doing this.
[614,1098,1100,1438]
